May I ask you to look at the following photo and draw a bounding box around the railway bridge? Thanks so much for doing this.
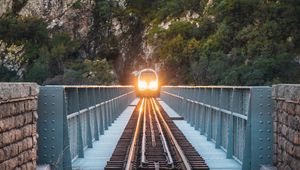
[0,83,299,170]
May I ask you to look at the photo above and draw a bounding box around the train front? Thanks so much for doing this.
[136,69,160,97]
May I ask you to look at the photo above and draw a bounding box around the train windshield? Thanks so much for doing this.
[140,71,156,82]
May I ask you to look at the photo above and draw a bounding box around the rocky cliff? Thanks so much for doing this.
[0,0,147,84]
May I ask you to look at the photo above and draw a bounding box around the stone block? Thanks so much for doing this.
[0,147,4,162]
[296,105,300,116]
[292,130,300,145]
[24,100,38,112]
[273,121,278,133]
[21,163,27,170]
[272,85,278,98]
[1,130,15,147]
[1,116,16,132]
[294,145,300,159]
[275,85,285,99]
[22,124,33,137]
[30,84,39,96]
[282,151,294,166]
[0,104,10,118]
[15,114,25,128]
[289,115,300,131]
[24,112,33,124]
[14,129,23,141]
[7,157,19,169]
[0,83,39,104]
[284,85,300,102]
[286,103,295,115]
[11,143,20,157]
[26,137,33,149]
[15,101,26,114]
[17,150,26,165]
[26,161,34,170]
[280,125,288,138]
[273,154,278,166]
[286,141,294,155]
[33,111,38,121]
[290,156,300,170]
[0,83,30,101]
[0,162,5,170]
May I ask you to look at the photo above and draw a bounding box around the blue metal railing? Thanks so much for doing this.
[37,86,135,170]
[161,86,273,170]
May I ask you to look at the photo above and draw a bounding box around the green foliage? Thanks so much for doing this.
[1,0,300,86]
[0,14,81,84]
[0,66,18,82]
[0,15,48,45]
[72,0,83,10]
[12,0,28,14]
[146,0,300,85]
[26,56,50,84]
[64,59,117,84]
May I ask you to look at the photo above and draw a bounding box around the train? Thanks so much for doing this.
[135,69,160,97]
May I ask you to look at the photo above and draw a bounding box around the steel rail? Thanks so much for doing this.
[151,98,192,170]
[141,99,148,166]
[125,98,145,170]
[149,99,156,147]
[150,98,174,167]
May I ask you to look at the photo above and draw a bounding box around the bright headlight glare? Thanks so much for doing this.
[149,81,158,90]
[138,81,147,90]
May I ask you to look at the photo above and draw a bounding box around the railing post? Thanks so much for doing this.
[200,103,205,135]
[207,88,213,141]
[83,88,93,148]
[190,101,194,127]
[215,88,222,148]
[75,88,84,158]
[91,88,99,141]
[104,101,109,130]
[67,88,84,158]
[226,89,235,158]
[187,100,191,123]
[107,100,112,126]
[194,103,200,130]
[98,88,104,135]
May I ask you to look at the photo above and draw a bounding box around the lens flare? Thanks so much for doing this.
[149,81,158,90]
[138,81,147,90]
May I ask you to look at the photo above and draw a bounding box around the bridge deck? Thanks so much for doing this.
[159,100,242,170]
[72,98,241,170]
[72,98,139,170]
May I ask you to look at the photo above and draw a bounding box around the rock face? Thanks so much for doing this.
[0,83,39,170]
[0,0,150,84]
[0,0,140,84]
[0,0,12,17]
[20,0,94,39]
[273,84,300,170]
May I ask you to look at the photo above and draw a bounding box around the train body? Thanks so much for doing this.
[135,69,160,97]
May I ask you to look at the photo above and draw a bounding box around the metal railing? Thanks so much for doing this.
[37,86,135,170]
[160,86,273,170]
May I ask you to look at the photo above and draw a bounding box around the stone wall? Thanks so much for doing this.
[273,84,300,170]
[0,83,39,170]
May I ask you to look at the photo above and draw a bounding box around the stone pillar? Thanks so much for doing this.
[0,83,39,170]
[273,84,300,170]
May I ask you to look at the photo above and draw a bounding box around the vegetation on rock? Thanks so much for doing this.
[0,0,299,85]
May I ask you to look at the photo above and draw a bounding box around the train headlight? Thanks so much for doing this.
[149,81,158,90]
[138,81,147,90]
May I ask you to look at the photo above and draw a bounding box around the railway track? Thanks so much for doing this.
[105,98,209,170]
